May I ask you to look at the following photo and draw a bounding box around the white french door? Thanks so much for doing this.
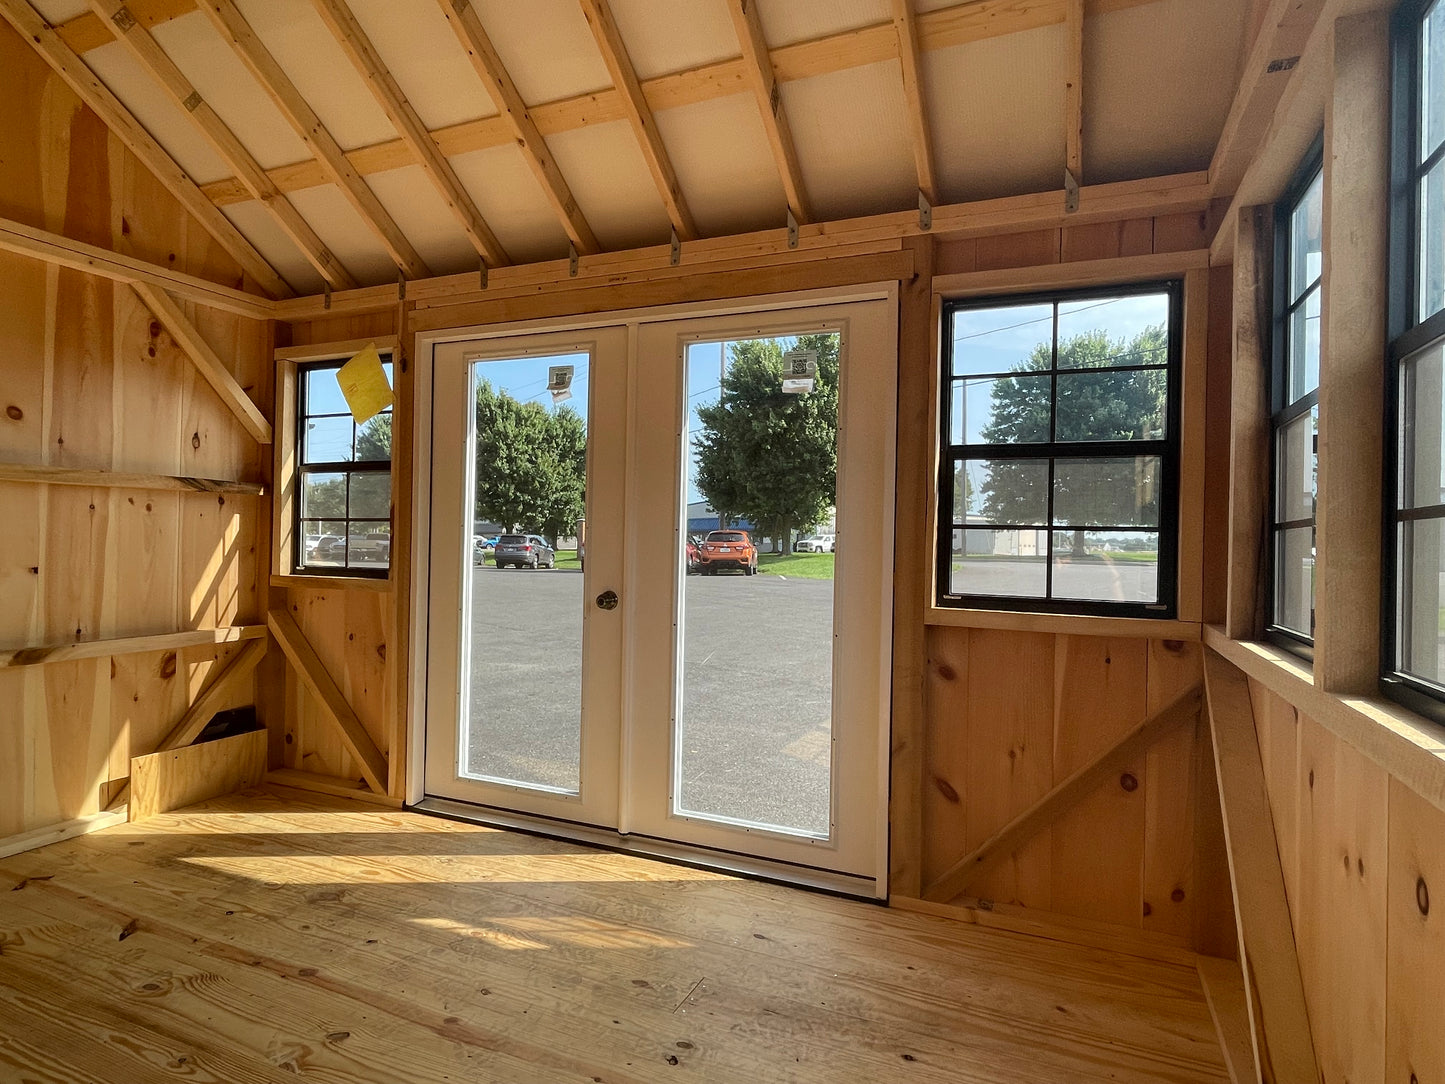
[421,293,896,891]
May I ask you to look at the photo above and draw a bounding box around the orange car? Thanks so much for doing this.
[697,529,758,576]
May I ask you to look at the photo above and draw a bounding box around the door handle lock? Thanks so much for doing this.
[596,589,619,611]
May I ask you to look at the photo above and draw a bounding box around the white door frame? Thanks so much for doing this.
[407,283,898,895]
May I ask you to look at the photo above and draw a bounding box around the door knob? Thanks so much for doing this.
[596,589,619,611]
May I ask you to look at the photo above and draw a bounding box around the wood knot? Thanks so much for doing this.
[1170,887,1185,903]
[297,967,318,977]
[159,652,177,680]
[4,405,22,421]
[1419,876,1430,917]
[1119,772,1138,792]
[935,662,956,681]
[148,321,162,338]
[191,431,201,450]
[1162,639,1185,653]
[932,775,960,804]
[1141,901,1152,917]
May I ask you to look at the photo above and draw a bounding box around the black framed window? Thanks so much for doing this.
[295,358,393,577]
[1267,154,1323,652]
[936,282,1182,618]
[1386,0,1445,716]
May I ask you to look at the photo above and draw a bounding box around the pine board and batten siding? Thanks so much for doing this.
[0,26,270,840]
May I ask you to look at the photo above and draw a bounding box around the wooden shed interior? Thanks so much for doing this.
[1,0,1442,1081]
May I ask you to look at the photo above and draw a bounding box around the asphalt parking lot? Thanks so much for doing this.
[463,563,833,837]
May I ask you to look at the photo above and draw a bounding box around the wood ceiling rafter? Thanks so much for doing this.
[1065,0,1084,186]
[192,0,1165,212]
[889,0,938,205]
[435,0,600,255]
[308,0,510,267]
[578,0,697,242]
[0,0,290,297]
[85,0,358,290]
[726,0,811,225]
[197,0,430,280]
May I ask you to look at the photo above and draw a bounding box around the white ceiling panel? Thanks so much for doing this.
[755,0,891,49]
[605,0,739,81]
[472,0,611,104]
[84,40,232,185]
[1085,0,1249,184]
[221,201,326,294]
[924,26,1066,204]
[782,60,917,221]
[234,0,399,152]
[344,0,497,130]
[30,0,87,23]
[656,93,787,238]
[364,165,476,276]
[151,11,312,171]
[450,144,571,265]
[546,120,672,251]
[283,183,398,284]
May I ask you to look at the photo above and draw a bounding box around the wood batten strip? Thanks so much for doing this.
[890,0,937,206]
[0,810,129,860]
[267,609,389,795]
[0,462,265,495]
[308,0,509,267]
[727,0,812,225]
[266,767,405,808]
[579,0,697,241]
[0,217,272,318]
[1197,955,1260,1084]
[0,624,267,668]
[53,0,192,53]
[922,685,1203,903]
[85,0,356,291]
[131,283,273,443]
[1202,650,1321,1084]
[196,0,431,280]
[0,0,290,298]
[438,0,599,254]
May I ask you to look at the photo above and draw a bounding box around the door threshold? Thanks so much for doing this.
[413,796,883,900]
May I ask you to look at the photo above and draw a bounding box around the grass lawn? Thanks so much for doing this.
[758,552,835,579]
[554,549,581,571]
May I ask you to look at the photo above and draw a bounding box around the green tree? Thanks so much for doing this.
[473,378,587,546]
[693,333,839,553]
[977,325,1167,556]
[355,413,392,460]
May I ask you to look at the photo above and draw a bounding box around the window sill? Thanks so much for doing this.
[1203,625,1445,814]
[271,572,392,593]
[925,605,1201,641]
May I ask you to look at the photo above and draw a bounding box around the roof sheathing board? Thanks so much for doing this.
[781,60,917,221]
[151,10,313,172]
[83,39,232,185]
[364,164,480,276]
[471,0,611,104]
[343,0,498,130]
[234,0,400,152]
[545,119,672,251]
[448,144,570,264]
[924,25,1066,205]
[603,0,739,81]
[284,182,397,283]
[1084,0,1250,184]
[221,200,325,294]
[754,0,892,49]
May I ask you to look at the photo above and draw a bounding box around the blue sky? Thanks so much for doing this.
[951,292,1170,377]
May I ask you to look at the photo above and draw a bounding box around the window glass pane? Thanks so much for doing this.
[1057,294,1170,368]
[1423,0,1445,163]
[304,415,353,463]
[355,413,392,461]
[1288,286,1322,402]
[950,528,1047,597]
[1276,408,1318,522]
[951,303,1054,376]
[1052,457,1161,528]
[958,459,1048,525]
[1290,172,1323,301]
[349,472,391,518]
[1050,530,1159,602]
[963,375,1051,444]
[300,519,347,568]
[1055,370,1167,441]
[1421,160,1445,323]
[344,522,390,570]
[305,366,347,414]
[1274,526,1316,636]
[300,471,346,519]
[950,380,963,444]
[1402,344,1445,509]
[1399,516,1445,681]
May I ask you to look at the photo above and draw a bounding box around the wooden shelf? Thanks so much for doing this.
[0,463,265,496]
[0,624,267,668]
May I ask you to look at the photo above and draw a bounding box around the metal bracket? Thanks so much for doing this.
[568,243,579,277]
[323,283,331,311]
[181,90,203,113]
[787,209,798,250]
[1064,168,1080,214]
[111,6,136,31]
[479,258,488,290]
[918,191,932,231]
[769,81,781,116]
[397,272,406,300]
[670,228,680,267]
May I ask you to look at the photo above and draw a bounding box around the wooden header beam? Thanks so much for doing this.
[727,0,812,225]
[85,0,356,291]
[437,0,600,255]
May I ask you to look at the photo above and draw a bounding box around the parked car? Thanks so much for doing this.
[795,534,835,553]
[685,535,701,574]
[697,530,757,575]
[348,532,391,562]
[472,535,496,565]
[493,534,556,569]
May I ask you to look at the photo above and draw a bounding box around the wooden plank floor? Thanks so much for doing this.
[0,787,1229,1083]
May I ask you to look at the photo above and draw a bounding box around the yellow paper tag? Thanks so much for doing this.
[336,343,394,425]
